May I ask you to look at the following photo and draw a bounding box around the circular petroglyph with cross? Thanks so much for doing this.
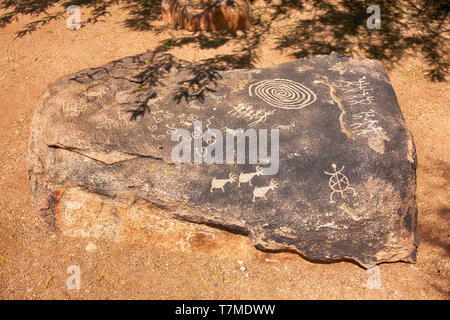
[248,78,317,110]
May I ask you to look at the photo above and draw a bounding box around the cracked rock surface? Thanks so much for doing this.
[28,52,419,267]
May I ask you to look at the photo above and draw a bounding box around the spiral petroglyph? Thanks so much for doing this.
[248,79,317,110]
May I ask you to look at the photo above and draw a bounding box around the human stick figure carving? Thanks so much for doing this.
[324,163,357,204]
[238,166,263,187]
[210,173,237,192]
[252,179,279,202]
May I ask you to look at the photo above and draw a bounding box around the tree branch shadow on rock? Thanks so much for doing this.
[1,0,447,85]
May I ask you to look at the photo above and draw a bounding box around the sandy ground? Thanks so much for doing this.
[0,3,449,299]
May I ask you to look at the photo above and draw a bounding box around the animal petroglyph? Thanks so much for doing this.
[62,100,88,118]
[274,122,295,131]
[225,128,244,136]
[350,109,382,136]
[249,79,317,110]
[238,166,264,187]
[336,76,375,107]
[210,173,237,192]
[252,179,279,202]
[197,230,216,240]
[337,76,372,94]
[324,163,357,204]
[151,134,166,140]
[86,87,107,99]
[350,109,390,154]
[228,103,274,127]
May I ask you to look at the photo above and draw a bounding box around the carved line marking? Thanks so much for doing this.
[274,122,295,130]
[148,109,200,139]
[350,109,382,136]
[176,238,190,252]
[313,79,352,137]
[228,103,274,127]
[205,116,214,130]
[197,230,215,240]
[249,79,317,110]
[337,76,375,107]
[86,87,107,98]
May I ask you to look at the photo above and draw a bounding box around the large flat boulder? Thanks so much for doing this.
[28,52,418,267]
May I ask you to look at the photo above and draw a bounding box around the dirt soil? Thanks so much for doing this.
[0,3,449,299]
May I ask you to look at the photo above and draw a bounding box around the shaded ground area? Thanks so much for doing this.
[0,1,449,299]
[1,0,448,80]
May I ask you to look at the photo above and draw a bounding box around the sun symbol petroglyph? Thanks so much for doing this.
[248,79,317,110]
[324,163,357,204]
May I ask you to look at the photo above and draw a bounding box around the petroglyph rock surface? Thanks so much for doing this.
[28,52,418,267]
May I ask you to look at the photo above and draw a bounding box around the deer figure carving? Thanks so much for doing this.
[238,166,263,187]
[252,179,279,202]
[210,173,237,192]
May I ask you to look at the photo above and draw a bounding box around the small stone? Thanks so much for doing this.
[85,242,97,252]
